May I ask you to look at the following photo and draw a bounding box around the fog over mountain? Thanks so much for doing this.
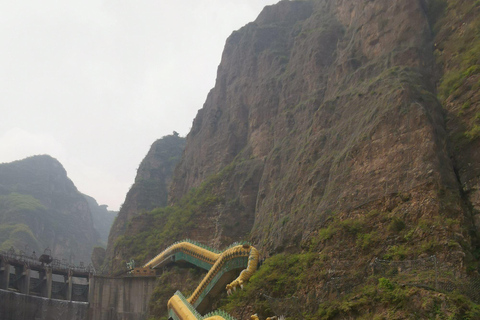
[0,0,278,211]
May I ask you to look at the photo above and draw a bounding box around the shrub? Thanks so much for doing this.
[378,277,395,291]
[388,217,406,233]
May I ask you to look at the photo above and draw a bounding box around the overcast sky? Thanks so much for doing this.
[0,1,279,211]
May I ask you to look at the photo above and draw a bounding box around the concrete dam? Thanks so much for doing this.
[0,250,157,320]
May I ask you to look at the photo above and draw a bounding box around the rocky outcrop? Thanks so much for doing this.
[167,0,467,256]
[105,133,185,268]
[104,1,480,317]
[0,155,99,263]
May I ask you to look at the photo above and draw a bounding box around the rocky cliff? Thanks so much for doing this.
[105,133,185,270]
[168,0,466,253]
[111,0,480,318]
[0,155,101,264]
[433,0,480,234]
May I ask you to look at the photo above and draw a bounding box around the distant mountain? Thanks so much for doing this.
[83,194,117,246]
[0,155,109,264]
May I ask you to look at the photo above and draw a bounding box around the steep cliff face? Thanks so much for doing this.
[113,1,480,318]
[0,155,99,263]
[168,0,465,255]
[106,133,185,269]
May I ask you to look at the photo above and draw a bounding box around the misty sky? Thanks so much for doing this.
[0,1,279,210]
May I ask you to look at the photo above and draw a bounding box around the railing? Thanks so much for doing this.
[50,258,94,274]
[0,249,94,274]
[373,255,480,303]
[1,250,42,268]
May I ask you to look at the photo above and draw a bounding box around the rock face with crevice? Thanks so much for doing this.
[109,1,480,317]
[432,0,480,234]
[108,0,480,278]
[167,0,468,255]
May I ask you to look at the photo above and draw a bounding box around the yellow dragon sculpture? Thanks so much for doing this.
[139,240,268,320]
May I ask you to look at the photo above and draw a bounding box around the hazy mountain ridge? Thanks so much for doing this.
[0,155,113,264]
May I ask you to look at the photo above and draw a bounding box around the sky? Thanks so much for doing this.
[0,0,279,211]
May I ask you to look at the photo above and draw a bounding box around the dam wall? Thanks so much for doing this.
[0,275,157,320]
[0,289,89,320]
[89,275,157,320]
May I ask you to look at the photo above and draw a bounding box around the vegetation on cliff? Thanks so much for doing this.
[223,253,480,319]
[0,193,47,252]
[220,202,480,319]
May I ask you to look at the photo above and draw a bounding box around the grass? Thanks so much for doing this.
[0,192,46,214]
[0,193,46,252]
[219,252,480,319]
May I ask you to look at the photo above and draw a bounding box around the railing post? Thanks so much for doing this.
[67,269,73,301]
[0,261,10,290]
[45,267,52,299]
[21,266,31,295]
[88,272,95,304]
